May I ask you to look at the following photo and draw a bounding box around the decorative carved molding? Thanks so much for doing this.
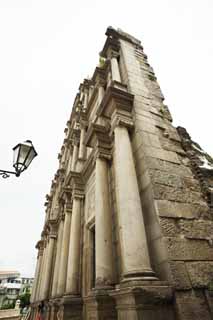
[97,84,134,119]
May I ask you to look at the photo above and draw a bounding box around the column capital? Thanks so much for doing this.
[110,50,120,60]
[85,123,112,161]
[70,171,85,200]
[49,219,58,239]
[111,109,134,133]
[36,240,44,256]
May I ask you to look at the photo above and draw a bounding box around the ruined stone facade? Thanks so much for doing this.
[30,27,213,320]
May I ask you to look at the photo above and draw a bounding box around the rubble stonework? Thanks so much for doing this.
[30,27,213,320]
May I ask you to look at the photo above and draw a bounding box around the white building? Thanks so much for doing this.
[0,271,33,308]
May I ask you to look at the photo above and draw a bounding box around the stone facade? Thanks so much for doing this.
[30,27,213,320]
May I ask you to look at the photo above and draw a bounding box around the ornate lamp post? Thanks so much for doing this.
[0,140,37,178]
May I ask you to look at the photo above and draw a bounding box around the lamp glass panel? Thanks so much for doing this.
[18,144,31,167]
[24,148,37,168]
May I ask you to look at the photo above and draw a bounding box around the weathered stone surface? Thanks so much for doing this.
[166,237,213,261]
[145,157,193,177]
[169,261,191,290]
[175,290,212,320]
[143,146,181,164]
[159,218,180,237]
[156,199,209,219]
[182,177,201,192]
[186,262,213,288]
[179,220,213,240]
[132,130,161,152]
[153,184,204,204]
[149,170,182,188]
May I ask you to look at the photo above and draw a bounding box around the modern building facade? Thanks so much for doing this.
[0,271,33,309]
[30,27,213,320]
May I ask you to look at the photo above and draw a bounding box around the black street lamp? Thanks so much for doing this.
[0,140,37,178]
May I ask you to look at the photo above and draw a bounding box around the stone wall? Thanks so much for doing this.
[118,29,213,319]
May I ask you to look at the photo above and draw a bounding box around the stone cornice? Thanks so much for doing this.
[85,123,111,147]
[101,31,120,58]
[97,84,134,119]
[105,26,142,48]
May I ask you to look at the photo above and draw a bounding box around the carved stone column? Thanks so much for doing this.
[31,241,43,302]
[71,143,78,171]
[110,52,121,83]
[51,216,64,298]
[66,174,84,295]
[66,141,73,174]
[38,237,48,301]
[42,223,57,300]
[95,158,114,287]
[57,196,72,296]
[98,86,155,281]
[113,113,155,280]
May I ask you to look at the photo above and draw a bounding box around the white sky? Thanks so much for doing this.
[0,0,212,277]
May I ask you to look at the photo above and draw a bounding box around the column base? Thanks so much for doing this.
[110,282,175,320]
[84,289,117,320]
[58,294,83,320]
[49,299,60,320]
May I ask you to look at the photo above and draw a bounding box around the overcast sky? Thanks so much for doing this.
[0,0,212,277]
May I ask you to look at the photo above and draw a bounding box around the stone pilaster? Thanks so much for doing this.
[57,195,72,296]
[79,115,88,161]
[85,123,114,288]
[110,52,121,83]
